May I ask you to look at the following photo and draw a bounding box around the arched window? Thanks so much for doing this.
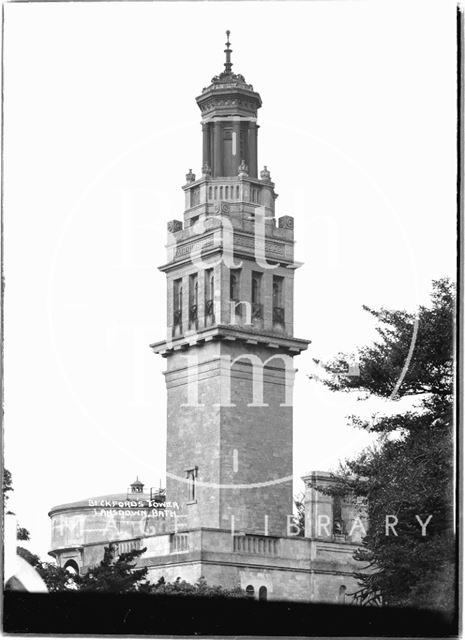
[252,277,258,303]
[225,186,229,199]
[236,185,239,199]
[208,186,212,200]
[173,279,183,332]
[175,284,182,311]
[333,495,344,534]
[258,585,267,601]
[246,584,255,599]
[220,186,223,199]
[64,560,79,575]
[230,274,237,299]
[338,585,347,603]
[230,271,240,301]
[204,269,215,324]
[252,275,261,304]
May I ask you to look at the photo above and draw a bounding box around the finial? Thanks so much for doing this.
[224,30,232,74]
[238,159,248,177]
[260,166,271,181]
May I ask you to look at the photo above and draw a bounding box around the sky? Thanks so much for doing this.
[3,0,457,560]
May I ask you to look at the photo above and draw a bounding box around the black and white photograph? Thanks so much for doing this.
[2,0,460,636]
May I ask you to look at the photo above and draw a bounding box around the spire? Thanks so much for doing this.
[224,30,232,74]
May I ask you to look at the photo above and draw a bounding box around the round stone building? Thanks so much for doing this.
[48,479,169,574]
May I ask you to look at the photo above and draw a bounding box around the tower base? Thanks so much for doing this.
[140,527,360,603]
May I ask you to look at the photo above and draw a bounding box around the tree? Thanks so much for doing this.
[318,279,455,612]
[16,546,78,592]
[146,575,246,598]
[3,468,13,512]
[78,544,150,592]
[4,468,31,541]
[4,468,80,591]
[294,493,305,536]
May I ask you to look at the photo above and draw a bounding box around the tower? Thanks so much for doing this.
[150,32,309,538]
[47,33,363,602]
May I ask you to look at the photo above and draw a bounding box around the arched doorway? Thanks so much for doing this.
[246,584,255,599]
[258,585,267,601]
[63,559,79,575]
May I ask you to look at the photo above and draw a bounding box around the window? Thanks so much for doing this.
[204,269,214,324]
[258,586,267,601]
[63,560,79,575]
[173,279,183,332]
[246,584,255,599]
[191,186,200,207]
[338,585,347,604]
[186,467,198,502]
[230,270,240,302]
[225,186,229,199]
[252,272,263,323]
[272,276,284,327]
[208,186,212,200]
[190,215,199,227]
[236,185,239,199]
[252,273,261,305]
[333,495,344,535]
[189,274,198,328]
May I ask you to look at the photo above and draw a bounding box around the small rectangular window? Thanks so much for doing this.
[186,467,198,502]
[190,186,200,207]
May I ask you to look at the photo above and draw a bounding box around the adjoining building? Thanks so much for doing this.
[49,33,368,603]
[49,479,167,574]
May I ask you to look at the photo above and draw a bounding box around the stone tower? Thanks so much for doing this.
[48,34,363,601]
[151,32,309,538]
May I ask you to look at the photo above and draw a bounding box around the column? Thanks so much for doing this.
[248,122,258,177]
[214,121,223,177]
[202,122,210,169]
[232,120,241,176]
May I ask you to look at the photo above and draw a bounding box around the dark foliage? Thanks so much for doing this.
[143,575,246,597]
[78,545,150,593]
[318,279,455,612]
